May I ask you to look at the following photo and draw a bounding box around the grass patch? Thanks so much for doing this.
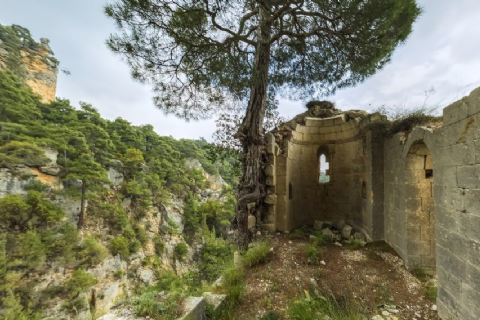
[288,228,307,239]
[131,290,183,320]
[369,103,441,136]
[311,233,334,246]
[411,265,428,281]
[344,239,364,250]
[243,241,271,267]
[259,311,283,320]
[425,281,437,301]
[221,263,245,305]
[305,244,324,265]
[288,290,366,320]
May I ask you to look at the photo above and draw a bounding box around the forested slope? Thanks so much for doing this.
[0,68,239,319]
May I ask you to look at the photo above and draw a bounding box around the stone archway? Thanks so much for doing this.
[405,141,436,271]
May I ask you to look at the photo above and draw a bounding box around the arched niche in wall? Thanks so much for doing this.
[317,146,331,184]
[405,140,436,271]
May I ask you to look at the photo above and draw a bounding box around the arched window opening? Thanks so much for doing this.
[319,154,330,183]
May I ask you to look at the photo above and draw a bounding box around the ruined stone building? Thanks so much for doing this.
[262,88,480,320]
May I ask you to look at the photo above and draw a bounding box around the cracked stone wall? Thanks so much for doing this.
[384,87,480,320]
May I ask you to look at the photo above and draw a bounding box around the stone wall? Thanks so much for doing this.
[267,111,385,241]
[383,87,480,320]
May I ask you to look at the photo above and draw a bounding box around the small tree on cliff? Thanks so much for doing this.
[105,0,421,248]
[66,154,109,229]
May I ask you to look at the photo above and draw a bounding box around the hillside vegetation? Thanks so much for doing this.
[0,68,240,319]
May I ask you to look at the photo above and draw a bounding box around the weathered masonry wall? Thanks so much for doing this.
[266,113,385,241]
[384,87,480,320]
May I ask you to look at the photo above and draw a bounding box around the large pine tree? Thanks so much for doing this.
[105,0,421,248]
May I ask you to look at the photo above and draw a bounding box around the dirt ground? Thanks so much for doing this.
[234,233,439,320]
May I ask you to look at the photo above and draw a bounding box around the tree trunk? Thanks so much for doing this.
[232,7,272,250]
[77,180,86,229]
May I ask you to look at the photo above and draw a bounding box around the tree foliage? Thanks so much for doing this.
[106,0,421,247]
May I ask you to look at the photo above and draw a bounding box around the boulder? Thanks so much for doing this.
[321,228,334,239]
[314,220,333,231]
[354,232,366,242]
[39,165,61,176]
[178,296,206,320]
[138,268,155,285]
[341,225,354,240]
[335,219,346,230]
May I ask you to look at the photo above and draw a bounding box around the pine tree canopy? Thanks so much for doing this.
[105,0,421,120]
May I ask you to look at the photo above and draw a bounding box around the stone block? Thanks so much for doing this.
[178,296,206,320]
[292,130,303,141]
[265,164,274,176]
[323,133,336,141]
[443,98,469,126]
[265,195,276,205]
[437,245,467,283]
[408,240,431,256]
[266,176,275,186]
[433,166,458,187]
[457,164,480,188]
[466,86,480,116]
[333,114,346,125]
[248,215,256,229]
[318,125,337,134]
[203,292,227,317]
[266,133,275,154]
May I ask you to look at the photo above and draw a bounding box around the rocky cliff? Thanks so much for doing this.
[0,24,58,102]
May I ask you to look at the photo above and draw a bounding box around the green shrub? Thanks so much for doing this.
[23,180,50,192]
[425,281,437,301]
[305,244,323,265]
[288,228,306,239]
[199,237,233,281]
[259,311,282,320]
[221,264,245,305]
[109,236,130,260]
[1,289,42,320]
[129,239,142,254]
[411,265,427,281]
[134,225,148,245]
[0,141,50,167]
[66,269,97,296]
[153,235,165,255]
[344,239,364,250]
[131,290,183,320]
[156,270,184,291]
[174,242,188,261]
[312,233,333,246]
[18,230,46,270]
[113,270,125,279]
[78,236,108,267]
[288,291,365,320]
[243,241,271,268]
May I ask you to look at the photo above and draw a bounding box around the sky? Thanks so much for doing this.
[1,0,480,140]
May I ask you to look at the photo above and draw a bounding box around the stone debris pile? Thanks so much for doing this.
[313,219,367,244]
